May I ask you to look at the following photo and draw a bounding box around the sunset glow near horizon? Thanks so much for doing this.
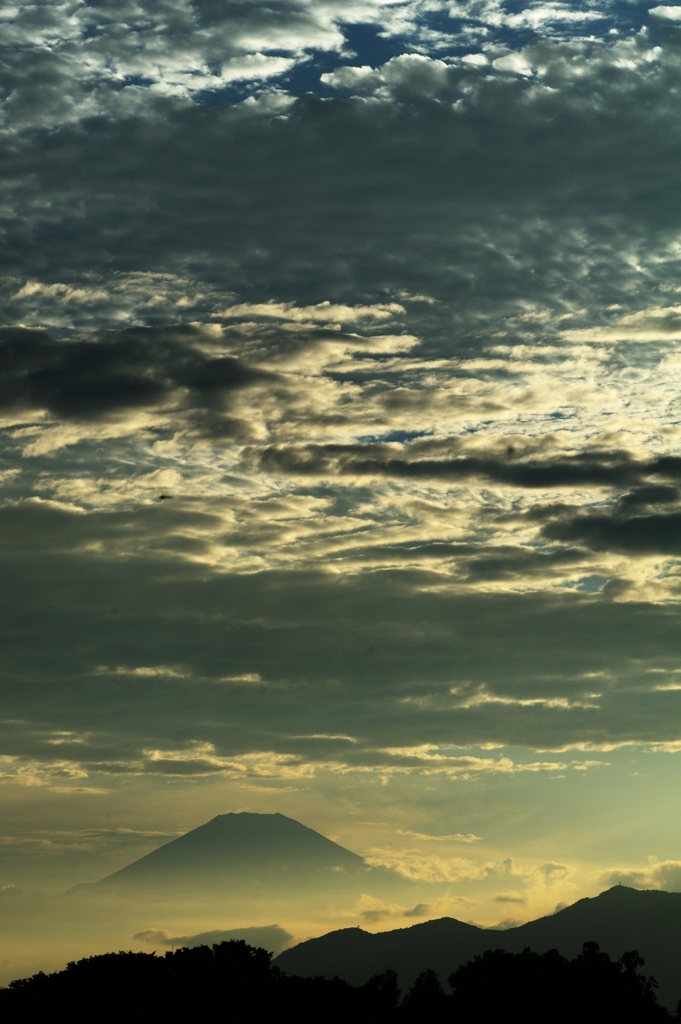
[4,0,681,982]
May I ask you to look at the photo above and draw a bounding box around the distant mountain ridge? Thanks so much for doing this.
[68,813,681,1009]
[274,886,681,1011]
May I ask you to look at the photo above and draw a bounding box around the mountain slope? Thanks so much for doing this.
[74,812,367,896]
[275,916,496,986]
[274,887,681,1010]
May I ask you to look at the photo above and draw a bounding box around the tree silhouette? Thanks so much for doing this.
[448,942,670,1024]
[0,937,673,1022]
[400,968,449,1022]
[361,969,401,1021]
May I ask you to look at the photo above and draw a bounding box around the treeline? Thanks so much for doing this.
[0,938,674,1022]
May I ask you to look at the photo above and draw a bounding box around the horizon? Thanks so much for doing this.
[71,812,651,919]
[4,0,681,987]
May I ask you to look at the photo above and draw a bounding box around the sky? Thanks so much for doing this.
[4,0,681,982]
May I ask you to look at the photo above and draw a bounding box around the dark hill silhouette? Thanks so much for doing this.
[0,937,670,1023]
[275,917,498,992]
[274,886,681,1010]
[70,812,379,898]
[509,885,681,1005]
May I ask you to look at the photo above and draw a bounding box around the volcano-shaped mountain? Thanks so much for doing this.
[73,812,373,898]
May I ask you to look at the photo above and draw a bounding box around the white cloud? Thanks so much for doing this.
[600,858,681,890]
[562,306,681,343]
[220,300,405,323]
[320,65,383,91]
[649,6,681,21]
[461,53,488,66]
[493,53,533,75]
[396,829,484,842]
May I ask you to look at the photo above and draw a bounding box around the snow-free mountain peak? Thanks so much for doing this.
[74,812,366,895]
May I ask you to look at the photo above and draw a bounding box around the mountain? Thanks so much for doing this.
[275,916,490,986]
[274,886,681,1011]
[71,812,371,898]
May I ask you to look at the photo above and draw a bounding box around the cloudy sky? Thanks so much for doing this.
[5,0,681,979]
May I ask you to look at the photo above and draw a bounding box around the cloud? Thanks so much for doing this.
[403,902,431,917]
[4,514,681,771]
[363,849,528,884]
[0,0,364,128]
[562,306,681,343]
[0,325,270,428]
[360,906,393,923]
[396,831,483,843]
[376,746,579,776]
[133,924,293,955]
[0,827,182,877]
[538,863,569,882]
[252,442,681,489]
[0,755,97,792]
[542,509,681,555]
[492,53,533,76]
[599,860,681,892]
[219,300,405,323]
[649,7,681,22]
[4,36,681,337]
[489,917,524,931]
[0,1,651,140]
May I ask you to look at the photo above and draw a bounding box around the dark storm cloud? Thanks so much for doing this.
[534,480,681,556]
[542,508,681,555]
[616,485,680,509]
[0,326,269,422]
[253,441,681,489]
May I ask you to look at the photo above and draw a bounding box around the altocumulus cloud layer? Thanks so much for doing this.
[5,0,681,912]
